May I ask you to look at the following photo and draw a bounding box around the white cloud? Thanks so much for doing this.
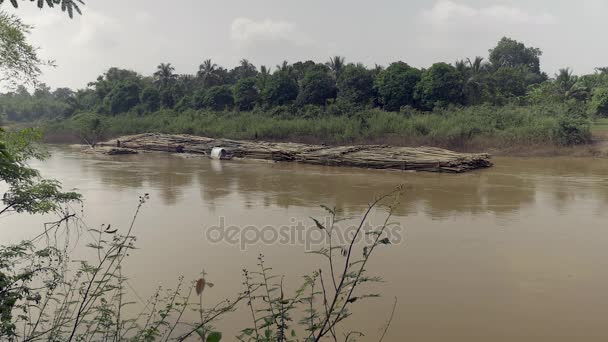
[134,11,153,26]
[72,10,120,47]
[230,17,310,46]
[422,1,557,26]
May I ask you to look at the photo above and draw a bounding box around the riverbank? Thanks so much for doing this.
[40,104,592,153]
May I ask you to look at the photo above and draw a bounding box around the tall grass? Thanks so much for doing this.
[43,104,591,148]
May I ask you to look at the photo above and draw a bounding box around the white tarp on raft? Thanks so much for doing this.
[210,147,227,160]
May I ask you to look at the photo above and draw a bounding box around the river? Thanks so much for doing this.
[2,146,608,341]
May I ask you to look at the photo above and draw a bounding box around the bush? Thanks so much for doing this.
[590,87,608,117]
[204,85,234,111]
[552,114,591,145]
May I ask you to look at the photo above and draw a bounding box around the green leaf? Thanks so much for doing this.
[310,217,325,230]
[378,238,391,245]
[206,331,222,342]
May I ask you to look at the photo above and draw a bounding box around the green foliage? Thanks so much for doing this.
[206,331,222,342]
[296,65,336,106]
[489,36,542,74]
[1,0,84,18]
[233,77,259,111]
[48,104,590,147]
[326,55,345,80]
[0,86,73,121]
[0,128,80,216]
[204,85,234,111]
[415,62,464,110]
[337,63,374,105]
[0,12,50,88]
[553,114,591,145]
[153,62,176,90]
[375,62,421,111]
[488,66,532,102]
[0,34,598,148]
[140,86,161,112]
[262,71,299,107]
[70,112,107,146]
[590,87,608,117]
[231,59,257,81]
[159,87,175,108]
[103,80,142,114]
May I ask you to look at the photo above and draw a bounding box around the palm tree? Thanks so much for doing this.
[260,65,271,76]
[275,60,297,80]
[197,59,219,88]
[276,60,290,73]
[326,56,345,80]
[153,63,176,89]
[467,56,486,73]
[555,68,580,100]
[454,59,468,74]
[234,59,257,79]
[371,64,384,77]
[556,68,576,89]
[595,67,608,75]
[257,65,271,91]
[459,56,487,105]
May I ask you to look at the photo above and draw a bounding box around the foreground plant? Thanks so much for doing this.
[0,184,403,341]
[237,186,403,341]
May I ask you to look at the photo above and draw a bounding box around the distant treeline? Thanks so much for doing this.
[0,37,601,146]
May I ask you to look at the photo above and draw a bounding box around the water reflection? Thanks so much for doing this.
[50,147,608,220]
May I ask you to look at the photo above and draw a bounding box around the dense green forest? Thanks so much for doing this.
[1,37,601,147]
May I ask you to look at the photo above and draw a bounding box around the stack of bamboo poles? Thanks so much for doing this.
[100,133,492,173]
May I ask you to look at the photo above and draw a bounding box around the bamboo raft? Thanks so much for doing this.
[99,133,492,173]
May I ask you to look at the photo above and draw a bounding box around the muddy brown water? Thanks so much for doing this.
[2,146,608,341]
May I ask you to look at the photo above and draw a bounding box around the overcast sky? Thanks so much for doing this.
[5,0,608,89]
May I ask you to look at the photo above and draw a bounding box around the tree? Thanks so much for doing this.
[0,128,80,220]
[486,66,532,103]
[204,85,234,110]
[489,37,542,74]
[89,68,142,102]
[233,77,259,111]
[555,68,578,96]
[337,63,374,105]
[595,67,608,75]
[256,65,272,91]
[70,112,107,147]
[33,82,51,98]
[103,80,142,114]
[153,63,177,89]
[276,60,291,73]
[458,56,489,105]
[297,65,336,106]
[0,12,50,88]
[140,86,160,112]
[159,88,175,108]
[231,59,257,81]
[414,62,464,110]
[52,87,75,102]
[590,87,608,116]
[374,62,421,111]
[197,59,221,88]
[1,0,84,18]
[262,71,299,106]
[326,56,346,81]
[291,60,316,81]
